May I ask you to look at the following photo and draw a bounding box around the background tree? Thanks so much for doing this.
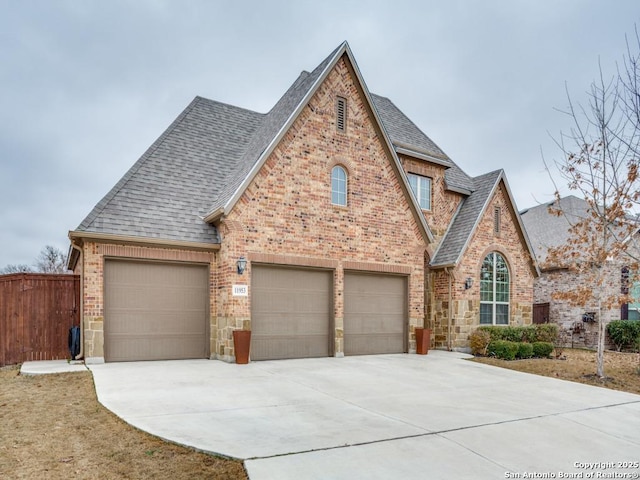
[545,29,640,378]
[34,245,68,273]
[0,264,33,274]
[0,245,68,275]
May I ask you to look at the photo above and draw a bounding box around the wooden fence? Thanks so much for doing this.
[0,273,80,366]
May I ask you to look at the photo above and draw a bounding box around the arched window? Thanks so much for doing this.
[480,252,509,325]
[331,165,347,206]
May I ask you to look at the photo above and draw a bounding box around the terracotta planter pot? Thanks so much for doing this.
[415,327,431,355]
[233,330,251,364]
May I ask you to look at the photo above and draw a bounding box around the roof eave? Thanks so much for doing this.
[68,230,220,252]
[394,145,451,168]
[203,207,225,224]
[444,183,473,196]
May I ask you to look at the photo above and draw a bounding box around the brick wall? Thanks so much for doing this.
[218,55,427,359]
[430,182,535,350]
[400,156,463,241]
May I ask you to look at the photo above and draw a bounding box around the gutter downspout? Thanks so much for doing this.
[70,241,84,361]
[446,267,453,352]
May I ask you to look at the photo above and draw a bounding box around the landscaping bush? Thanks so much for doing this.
[532,342,554,358]
[488,340,519,360]
[516,342,534,359]
[477,324,558,344]
[469,329,491,356]
[477,326,504,341]
[607,320,640,352]
[534,323,559,343]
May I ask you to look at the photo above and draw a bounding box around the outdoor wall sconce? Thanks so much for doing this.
[464,277,473,290]
[236,256,247,275]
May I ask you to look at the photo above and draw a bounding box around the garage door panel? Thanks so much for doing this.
[104,261,209,362]
[344,273,406,356]
[252,266,332,361]
[108,333,206,362]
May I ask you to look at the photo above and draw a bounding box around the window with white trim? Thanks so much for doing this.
[480,252,510,325]
[407,173,432,210]
[331,165,347,206]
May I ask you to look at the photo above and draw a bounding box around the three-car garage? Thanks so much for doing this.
[103,259,408,363]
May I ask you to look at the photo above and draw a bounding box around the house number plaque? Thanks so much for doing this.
[232,285,248,297]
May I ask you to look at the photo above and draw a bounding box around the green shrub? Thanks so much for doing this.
[477,326,504,341]
[607,320,640,351]
[532,342,554,358]
[501,326,525,342]
[488,340,519,360]
[477,324,558,343]
[534,323,559,343]
[516,342,534,359]
[469,329,492,356]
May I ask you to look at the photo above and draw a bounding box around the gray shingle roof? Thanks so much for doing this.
[520,195,590,264]
[75,41,485,250]
[77,97,263,243]
[207,44,341,214]
[431,170,503,266]
[370,94,474,193]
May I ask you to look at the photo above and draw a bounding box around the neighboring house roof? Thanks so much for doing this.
[431,169,538,274]
[520,195,638,268]
[520,195,589,265]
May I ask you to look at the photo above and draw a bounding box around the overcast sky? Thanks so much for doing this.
[1,1,639,269]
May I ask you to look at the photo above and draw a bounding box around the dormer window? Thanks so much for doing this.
[336,97,347,132]
[407,173,431,210]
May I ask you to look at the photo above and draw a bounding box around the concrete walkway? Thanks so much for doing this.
[20,359,88,375]
[87,352,640,480]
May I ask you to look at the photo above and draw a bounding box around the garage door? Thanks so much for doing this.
[104,260,209,362]
[251,265,332,360]
[344,272,406,355]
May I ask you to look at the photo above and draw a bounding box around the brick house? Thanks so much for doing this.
[521,195,638,348]
[68,42,537,363]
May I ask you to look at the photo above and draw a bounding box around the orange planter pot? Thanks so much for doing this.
[233,330,251,364]
[415,328,431,355]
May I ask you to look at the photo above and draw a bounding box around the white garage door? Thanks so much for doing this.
[104,260,209,362]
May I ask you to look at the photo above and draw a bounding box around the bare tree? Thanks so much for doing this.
[545,31,640,378]
[0,264,33,274]
[34,245,68,274]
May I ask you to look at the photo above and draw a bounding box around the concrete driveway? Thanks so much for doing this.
[88,351,640,479]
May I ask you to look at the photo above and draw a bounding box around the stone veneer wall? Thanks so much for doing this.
[534,265,621,349]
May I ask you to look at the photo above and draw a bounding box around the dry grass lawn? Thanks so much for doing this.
[472,348,640,395]
[0,367,247,480]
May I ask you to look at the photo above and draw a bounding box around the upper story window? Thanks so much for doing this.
[480,252,510,325]
[331,165,347,206]
[336,97,347,132]
[407,173,431,210]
